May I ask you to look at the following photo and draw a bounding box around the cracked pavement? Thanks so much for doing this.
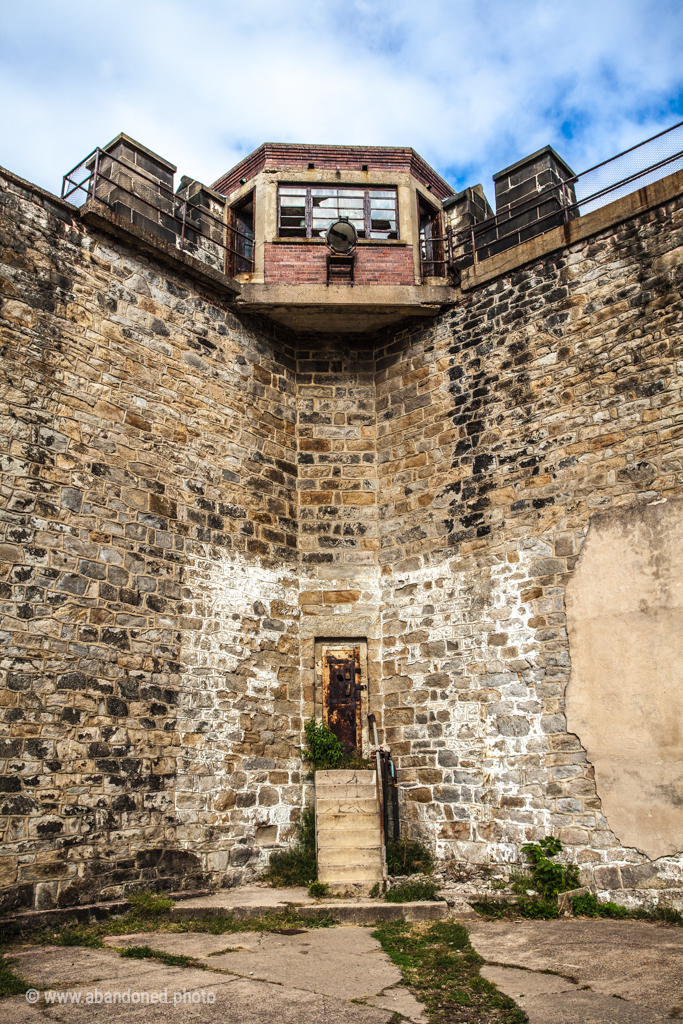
[469,918,683,1023]
[3,926,428,1023]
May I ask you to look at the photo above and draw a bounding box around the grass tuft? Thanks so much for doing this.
[572,893,683,925]
[0,954,31,998]
[385,879,440,903]
[118,945,201,968]
[262,807,317,888]
[307,881,330,899]
[386,837,434,877]
[53,925,105,948]
[473,892,683,925]
[126,892,175,917]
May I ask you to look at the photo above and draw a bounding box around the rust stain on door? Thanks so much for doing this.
[322,646,362,754]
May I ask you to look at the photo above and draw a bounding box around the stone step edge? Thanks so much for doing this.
[0,893,478,934]
[169,902,461,924]
[0,888,214,935]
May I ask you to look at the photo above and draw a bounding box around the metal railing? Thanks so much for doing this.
[62,149,254,277]
[420,119,683,279]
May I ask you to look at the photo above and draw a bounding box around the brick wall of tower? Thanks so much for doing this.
[264,244,415,286]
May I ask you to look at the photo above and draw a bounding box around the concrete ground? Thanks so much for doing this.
[3,926,428,1024]
[469,918,683,1022]
[4,892,683,1023]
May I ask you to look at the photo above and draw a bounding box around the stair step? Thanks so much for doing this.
[316,813,380,830]
[314,769,384,887]
[315,770,376,784]
[319,848,383,867]
[316,798,378,814]
[317,829,382,849]
[315,784,378,800]
[318,866,383,882]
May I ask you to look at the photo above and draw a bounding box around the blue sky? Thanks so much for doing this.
[2,0,683,205]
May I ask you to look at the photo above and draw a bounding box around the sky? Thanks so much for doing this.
[1,0,683,205]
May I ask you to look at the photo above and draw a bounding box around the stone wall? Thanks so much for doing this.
[372,187,683,895]
[0,170,304,912]
[1,159,682,912]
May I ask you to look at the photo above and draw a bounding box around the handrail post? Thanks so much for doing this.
[91,149,100,202]
[471,225,477,266]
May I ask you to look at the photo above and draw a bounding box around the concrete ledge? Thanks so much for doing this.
[0,892,469,934]
[0,164,80,216]
[80,199,241,297]
[299,901,451,924]
[237,281,455,310]
[461,165,683,291]
[171,899,453,924]
[234,281,458,332]
[0,889,213,935]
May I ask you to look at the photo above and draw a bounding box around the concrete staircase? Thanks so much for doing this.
[315,769,385,888]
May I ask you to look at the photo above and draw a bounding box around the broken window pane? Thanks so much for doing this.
[278,187,307,237]
[278,186,398,240]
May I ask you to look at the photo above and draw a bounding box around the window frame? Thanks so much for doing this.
[277,184,399,241]
[228,189,255,276]
[418,193,444,278]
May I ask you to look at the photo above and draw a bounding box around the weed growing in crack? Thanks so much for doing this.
[386,837,434,876]
[118,945,202,968]
[520,838,580,898]
[372,919,527,1023]
[307,881,330,899]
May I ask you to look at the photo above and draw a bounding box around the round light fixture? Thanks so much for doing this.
[326,218,357,254]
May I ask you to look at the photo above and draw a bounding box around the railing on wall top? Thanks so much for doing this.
[62,149,254,278]
[420,119,683,279]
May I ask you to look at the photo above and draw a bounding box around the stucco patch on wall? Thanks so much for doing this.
[566,498,683,860]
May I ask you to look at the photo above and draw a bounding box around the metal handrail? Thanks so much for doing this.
[420,119,683,278]
[62,148,254,274]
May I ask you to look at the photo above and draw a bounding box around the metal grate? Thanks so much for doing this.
[62,150,97,207]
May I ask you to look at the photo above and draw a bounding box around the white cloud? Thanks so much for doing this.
[1,0,682,205]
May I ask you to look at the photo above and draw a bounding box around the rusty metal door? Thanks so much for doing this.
[322,646,362,754]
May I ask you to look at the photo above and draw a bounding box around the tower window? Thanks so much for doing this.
[418,195,443,277]
[278,186,398,240]
[229,191,254,274]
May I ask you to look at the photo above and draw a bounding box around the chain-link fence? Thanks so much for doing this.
[575,120,683,215]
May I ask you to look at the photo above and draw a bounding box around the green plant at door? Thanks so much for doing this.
[301,718,344,770]
[521,836,580,897]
